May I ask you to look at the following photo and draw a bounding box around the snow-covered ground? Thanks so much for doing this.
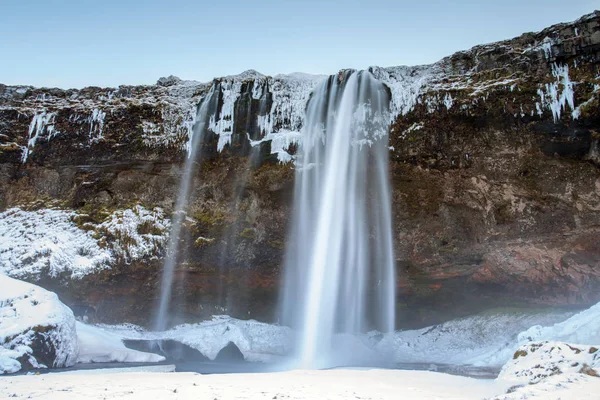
[1,274,599,399]
[2,366,599,400]
[0,368,511,400]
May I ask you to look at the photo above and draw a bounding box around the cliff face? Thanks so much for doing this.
[1,12,599,329]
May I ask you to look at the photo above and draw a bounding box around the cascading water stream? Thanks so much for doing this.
[280,70,396,368]
[153,87,218,331]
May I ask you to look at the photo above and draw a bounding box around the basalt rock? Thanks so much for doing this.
[0,12,599,329]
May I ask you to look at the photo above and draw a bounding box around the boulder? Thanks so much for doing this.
[0,274,78,374]
[499,341,600,384]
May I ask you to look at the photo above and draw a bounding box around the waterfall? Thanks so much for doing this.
[153,86,218,331]
[280,70,396,368]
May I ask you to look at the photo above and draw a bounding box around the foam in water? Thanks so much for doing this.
[280,70,396,368]
[154,87,218,331]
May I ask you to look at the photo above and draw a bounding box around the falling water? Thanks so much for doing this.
[154,87,218,331]
[280,70,396,368]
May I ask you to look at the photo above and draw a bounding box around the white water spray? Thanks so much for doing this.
[154,87,218,331]
[281,70,396,368]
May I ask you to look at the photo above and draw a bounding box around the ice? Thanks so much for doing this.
[88,108,106,142]
[537,63,576,122]
[76,322,165,363]
[102,315,294,363]
[21,111,57,162]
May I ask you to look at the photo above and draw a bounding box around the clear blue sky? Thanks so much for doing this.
[1,0,596,88]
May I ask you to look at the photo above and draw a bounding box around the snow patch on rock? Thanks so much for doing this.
[0,205,170,279]
[0,274,78,374]
[0,208,111,279]
[499,341,599,384]
[91,205,170,264]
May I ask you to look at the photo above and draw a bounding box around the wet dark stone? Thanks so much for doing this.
[214,341,245,362]
[122,339,209,362]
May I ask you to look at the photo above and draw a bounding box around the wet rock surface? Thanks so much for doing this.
[122,340,209,362]
[0,12,599,329]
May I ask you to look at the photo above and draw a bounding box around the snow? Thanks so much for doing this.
[0,206,169,279]
[376,308,576,368]
[0,369,513,400]
[96,305,593,369]
[490,372,600,400]
[517,302,600,345]
[76,322,165,364]
[0,349,22,374]
[0,208,111,279]
[99,315,294,363]
[92,205,170,264]
[498,341,599,384]
[0,274,78,374]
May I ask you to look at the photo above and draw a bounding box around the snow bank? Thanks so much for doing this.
[491,372,600,400]
[498,341,599,384]
[517,302,600,345]
[92,303,600,369]
[375,308,575,367]
[0,368,514,400]
[76,322,164,363]
[100,316,294,363]
[0,205,170,279]
[0,274,78,374]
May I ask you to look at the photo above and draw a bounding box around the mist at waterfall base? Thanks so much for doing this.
[280,70,396,369]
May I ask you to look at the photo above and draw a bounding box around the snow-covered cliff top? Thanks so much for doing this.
[0,11,598,163]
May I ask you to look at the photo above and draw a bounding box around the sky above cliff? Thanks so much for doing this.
[1,0,597,88]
